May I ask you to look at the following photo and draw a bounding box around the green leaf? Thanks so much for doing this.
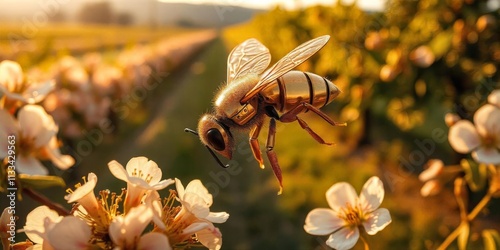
[461,159,487,192]
[483,229,500,250]
[458,223,470,250]
[18,174,66,189]
[428,30,453,58]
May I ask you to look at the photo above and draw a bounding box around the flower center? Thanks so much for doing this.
[338,202,364,227]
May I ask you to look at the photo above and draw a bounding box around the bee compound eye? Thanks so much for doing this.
[206,128,225,151]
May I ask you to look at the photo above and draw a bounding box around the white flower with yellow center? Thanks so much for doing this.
[0,105,74,175]
[108,157,175,212]
[448,92,500,164]
[0,60,55,105]
[304,176,391,250]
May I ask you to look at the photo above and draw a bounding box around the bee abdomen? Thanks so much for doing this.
[262,70,340,113]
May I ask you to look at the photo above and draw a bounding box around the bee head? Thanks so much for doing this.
[197,114,234,159]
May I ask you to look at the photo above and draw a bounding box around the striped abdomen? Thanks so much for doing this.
[260,70,340,114]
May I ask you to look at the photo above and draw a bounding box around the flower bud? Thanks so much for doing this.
[409,46,435,68]
[445,113,461,127]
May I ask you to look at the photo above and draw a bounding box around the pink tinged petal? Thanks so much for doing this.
[183,192,210,219]
[326,182,358,212]
[420,180,442,197]
[304,208,345,236]
[419,160,444,182]
[207,212,229,223]
[0,60,23,91]
[137,232,172,250]
[489,90,500,108]
[183,221,212,235]
[144,191,165,230]
[363,208,392,235]
[326,226,359,250]
[175,178,185,198]
[125,156,149,176]
[359,176,385,212]
[185,179,213,206]
[47,217,91,250]
[24,206,62,244]
[474,104,500,139]
[18,105,57,148]
[142,159,162,184]
[22,80,55,104]
[16,155,48,175]
[197,226,222,250]
[151,178,175,190]
[108,160,129,182]
[109,205,153,248]
[0,109,19,157]
[44,137,74,170]
[448,120,481,153]
[472,147,500,165]
[65,173,99,218]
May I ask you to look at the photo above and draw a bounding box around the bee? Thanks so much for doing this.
[185,35,345,193]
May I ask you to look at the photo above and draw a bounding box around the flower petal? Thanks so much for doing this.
[43,137,74,170]
[183,221,211,235]
[16,155,48,175]
[420,180,442,197]
[474,104,500,139]
[22,80,55,104]
[419,160,444,182]
[448,120,481,153]
[151,178,176,190]
[472,147,500,165]
[108,160,129,182]
[24,206,62,244]
[47,217,91,250]
[18,105,57,148]
[0,60,23,92]
[137,232,172,250]
[326,227,359,250]
[326,182,357,212]
[185,179,213,206]
[125,156,149,175]
[363,208,392,235]
[359,176,384,212]
[304,208,345,236]
[0,109,19,158]
[197,226,222,250]
[175,178,185,198]
[207,212,229,224]
[488,90,500,108]
[182,192,210,219]
[109,205,153,248]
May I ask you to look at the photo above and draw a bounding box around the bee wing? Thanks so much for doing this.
[240,35,330,104]
[227,38,271,84]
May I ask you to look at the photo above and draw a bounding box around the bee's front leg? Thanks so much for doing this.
[249,121,265,169]
[266,118,283,195]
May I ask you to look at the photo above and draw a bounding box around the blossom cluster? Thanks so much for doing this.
[420,89,500,197]
[6,156,228,250]
[41,31,216,139]
[0,60,74,175]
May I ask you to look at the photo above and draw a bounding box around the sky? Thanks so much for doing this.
[158,0,387,11]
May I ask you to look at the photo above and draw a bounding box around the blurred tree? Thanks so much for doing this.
[115,12,134,26]
[77,1,113,24]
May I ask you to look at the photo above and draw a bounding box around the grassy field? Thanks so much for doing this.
[0,23,194,68]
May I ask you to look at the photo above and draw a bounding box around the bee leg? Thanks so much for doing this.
[280,102,346,145]
[266,118,283,195]
[280,102,346,126]
[249,122,265,169]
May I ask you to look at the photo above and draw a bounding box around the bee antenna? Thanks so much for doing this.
[205,146,230,169]
[184,128,199,135]
[184,127,230,168]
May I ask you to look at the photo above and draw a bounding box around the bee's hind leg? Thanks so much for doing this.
[249,121,265,169]
[266,118,283,195]
[279,102,346,145]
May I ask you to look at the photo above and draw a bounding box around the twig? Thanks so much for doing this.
[23,188,70,216]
